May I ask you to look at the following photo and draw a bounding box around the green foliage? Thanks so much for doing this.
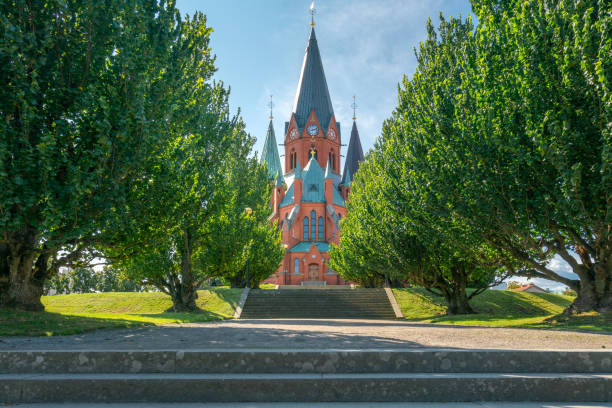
[340,0,611,315]
[506,281,522,291]
[331,16,512,315]
[105,12,283,306]
[196,155,284,288]
[441,0,611,313]
[44,266,142,295]
[0,0,198,310]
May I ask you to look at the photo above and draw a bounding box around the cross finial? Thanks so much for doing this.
[310,1,316,27]
[268,94,274,120]
[351,95,358,121]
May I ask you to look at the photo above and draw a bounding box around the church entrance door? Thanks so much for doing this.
[308,264,319,281]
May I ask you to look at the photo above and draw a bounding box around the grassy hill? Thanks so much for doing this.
[0,288,609,336]
[0,288,242,336]
[393,288,611,332]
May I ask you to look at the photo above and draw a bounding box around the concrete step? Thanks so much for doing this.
[241,289,397,320]
[2,350,610,375]
[1,372,610,403]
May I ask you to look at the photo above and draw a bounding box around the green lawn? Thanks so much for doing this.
[0,288,242,336]
[393,288,612,332]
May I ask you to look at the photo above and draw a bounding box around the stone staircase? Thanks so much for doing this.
[239,288,397,319]
[0,349,610,403]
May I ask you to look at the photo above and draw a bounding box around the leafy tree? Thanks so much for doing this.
[0,0,188,310]
[106,12,283,309]
[436,0,611,313]
[197,157,284,289]
[44,265,141,294]
[331,143,509,314]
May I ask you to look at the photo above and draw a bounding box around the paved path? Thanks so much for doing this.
[1,319,610,350]
[8,403,612,407]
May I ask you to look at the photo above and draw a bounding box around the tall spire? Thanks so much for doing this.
[342,120,364,185]
[310,1,316,27]
[292,25,334,131]
[260,119,283,182]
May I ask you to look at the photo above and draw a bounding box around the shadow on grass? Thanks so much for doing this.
[0,308,152,337]
[0,307,231,337]
[205,288,241,311]
[530,312,612,333]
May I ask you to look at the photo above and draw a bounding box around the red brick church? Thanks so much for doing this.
[260,19,364,286]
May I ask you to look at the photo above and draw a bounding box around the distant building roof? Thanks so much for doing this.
[292,27,335,131]
[288,241,330,253]
[512,283,548,293]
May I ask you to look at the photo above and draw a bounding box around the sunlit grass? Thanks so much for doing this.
[393,288,611,332]
[0,288,242,337]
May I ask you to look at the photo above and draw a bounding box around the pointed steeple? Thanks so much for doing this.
[342,120,364,185]
[324,159,332,179]
[260,119,283,181]
[292,27,335,131]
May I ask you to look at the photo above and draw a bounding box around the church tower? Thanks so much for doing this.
[261,9,364,285]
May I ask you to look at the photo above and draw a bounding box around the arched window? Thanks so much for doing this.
[303,217,309,240]
[294,259,300,275]
[310,211,316,240]
[318,217,324,240]
[290,151,294,170]
[328,152,332,168]
[332,153,336,170]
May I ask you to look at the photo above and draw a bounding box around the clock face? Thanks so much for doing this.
[289,129,298,140]
[328,129,336,141]
[307,124,319,136]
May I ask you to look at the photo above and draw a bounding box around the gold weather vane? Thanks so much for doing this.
[268,95,274,120]
[352,95,358,121]
[310,1,316,27]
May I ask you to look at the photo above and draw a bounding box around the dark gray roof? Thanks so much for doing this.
[342,120,364,185]
[292,28,335,131]
[260,120,283,182]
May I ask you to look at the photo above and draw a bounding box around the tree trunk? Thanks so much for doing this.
[167,229,199,312]
[565,270,612,314]
[446,289,475,315]
[0,234,51,312]
[564,245,612,314]
[444,265,475,315]
[1,252,45,311]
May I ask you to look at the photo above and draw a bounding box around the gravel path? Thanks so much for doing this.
[1,319,610,350]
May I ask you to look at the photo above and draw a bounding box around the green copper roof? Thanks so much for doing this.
[333,186,345,206]
[302,157,325,203]
[292,28,335,131]
[342,120,364,185]
[288,241,330,253]
[279,183,294,208]
[260,120,283,182]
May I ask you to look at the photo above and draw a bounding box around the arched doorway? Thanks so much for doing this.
[308,264,319,281]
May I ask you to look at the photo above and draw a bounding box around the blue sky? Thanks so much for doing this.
[175,0,578,293]
[175,0,472,159]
